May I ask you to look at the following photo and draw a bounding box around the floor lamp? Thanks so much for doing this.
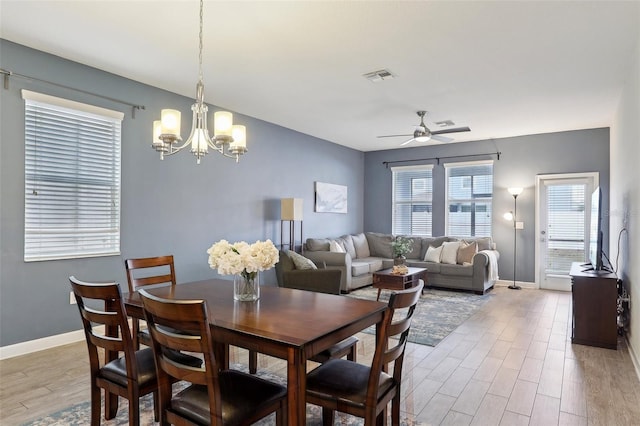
[504,187,523,290]
[281,198,303,253]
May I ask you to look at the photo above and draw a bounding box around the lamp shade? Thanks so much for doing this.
[230,125,246,149]
[160,109,181,136]
[214,111,233,137]
[152,120,163,146]
[508,187,523,196]
[281,198,303,221]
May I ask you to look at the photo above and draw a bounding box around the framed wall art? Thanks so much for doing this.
[315,182,348,213]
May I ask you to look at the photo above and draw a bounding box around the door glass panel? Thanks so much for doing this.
[546,184,586,274]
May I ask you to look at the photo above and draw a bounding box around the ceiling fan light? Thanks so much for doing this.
[415,135,431,143]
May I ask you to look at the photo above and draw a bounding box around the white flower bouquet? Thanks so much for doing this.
[207,239,279,279]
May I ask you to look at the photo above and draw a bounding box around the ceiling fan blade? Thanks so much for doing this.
[400,138,415,146]
[431,134,454,143]
[431,126,471,135]
[377,134,413,138]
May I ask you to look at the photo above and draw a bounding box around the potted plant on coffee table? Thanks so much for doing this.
[391,236,413,266]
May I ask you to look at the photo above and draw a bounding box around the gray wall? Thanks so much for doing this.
[0,40,364,346]
[364,129,610,283]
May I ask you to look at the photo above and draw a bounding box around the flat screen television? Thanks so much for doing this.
[588,186,604,271]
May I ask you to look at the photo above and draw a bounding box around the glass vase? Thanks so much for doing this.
[234,272,260,301]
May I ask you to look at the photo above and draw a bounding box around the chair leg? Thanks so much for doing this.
[249,350,258,374]
[153,390,159,422]
[391,394,401,426]
[128,390,140,426]
[275,402,287,426]
[322,407,334,426]
[347,343,357,362]
[90,385,101,426]
[105,390,118,419]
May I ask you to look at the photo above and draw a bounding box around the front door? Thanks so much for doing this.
[535,173,598,291]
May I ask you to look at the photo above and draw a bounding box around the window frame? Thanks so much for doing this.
[391,164,434,236]
[444,160,494,238]
[22,90,123,262]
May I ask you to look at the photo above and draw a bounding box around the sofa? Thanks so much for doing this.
[303,232,499,294]
[274,250,343,294]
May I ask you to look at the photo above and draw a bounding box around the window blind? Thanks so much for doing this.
[445,161,493,237]
[545,183,586,273]
[22,90,123,261]
[391,165,433,236]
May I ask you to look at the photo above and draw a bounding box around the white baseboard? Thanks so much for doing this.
[0,324,110,360]
[627,335,640,382]
[0,328,86,360]
[495,279,538,290]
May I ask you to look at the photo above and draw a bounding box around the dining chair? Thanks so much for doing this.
[305,282,424,425]
[139,289,288,426]
[125,255,203,369]
[69,276,159,426]
[124,255,177,349]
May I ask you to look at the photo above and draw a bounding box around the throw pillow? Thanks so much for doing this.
[329,240,345,253]
[457,241,478,265]
[424,245,443,263]
[465,237,493,251]
[440,241,460,265]
[351,233,371,258]
[365,232,394,258]
[339,235,357,259]
[287,250,317,270]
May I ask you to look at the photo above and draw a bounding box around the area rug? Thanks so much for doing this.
[347,285,492,347]
[22,364,426,426]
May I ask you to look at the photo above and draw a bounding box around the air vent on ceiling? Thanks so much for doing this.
[363,69,395,82]
[435,120,456,127]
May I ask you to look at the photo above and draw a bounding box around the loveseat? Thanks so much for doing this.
[303,232,499,294]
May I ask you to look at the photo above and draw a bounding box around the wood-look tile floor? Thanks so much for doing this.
[2,286,639,425]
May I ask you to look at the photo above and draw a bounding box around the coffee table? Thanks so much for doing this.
[372,267,427,300]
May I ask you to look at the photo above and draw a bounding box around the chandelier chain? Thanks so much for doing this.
[198,0,204,83]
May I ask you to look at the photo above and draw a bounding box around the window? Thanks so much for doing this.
[445,161,493,237]
[22,90,123,261]
[392,165,433,236]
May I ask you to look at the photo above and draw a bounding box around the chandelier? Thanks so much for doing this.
[151,0,247,164]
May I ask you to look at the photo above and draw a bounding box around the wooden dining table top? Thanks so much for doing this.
[124,278,387,350]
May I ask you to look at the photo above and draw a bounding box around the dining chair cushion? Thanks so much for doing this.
[171,370,287,425]
[306,358,395,404]
[100,348,157,388]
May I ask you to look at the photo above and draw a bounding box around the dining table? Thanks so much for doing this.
[121,278,387,425]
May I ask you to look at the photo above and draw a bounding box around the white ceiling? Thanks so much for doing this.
[1,1,639,152]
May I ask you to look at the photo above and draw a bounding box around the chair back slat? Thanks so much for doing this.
[125,255,176,292]
[89,334,125,353]
[158,356,208,386]
[152,326,204,354]
[139,289,224,421]
[81,306,120,326]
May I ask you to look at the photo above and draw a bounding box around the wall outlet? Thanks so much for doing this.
[69,291,76,305]
[515,221,524,230]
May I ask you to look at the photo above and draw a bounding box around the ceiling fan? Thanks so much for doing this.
[377,111,471,146]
